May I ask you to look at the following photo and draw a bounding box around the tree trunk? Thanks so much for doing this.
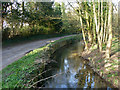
[11,4,14,37]
[88,29,92,43]
[85,1,93,44]
[75,1,88,50]
[21,1,24,28]
[1,3,3,31]
[1,17,3,31]
[93,19,97,44]
[79,9,88,50]
[86,11,92,44]
[80,20,88,49]
[93,0,102,52]
[98,0,102,51]
[106,1,113,59]
[103,8,108,44]
[82,27,88,50]
[100,0,104,44]
[103,18,107,43]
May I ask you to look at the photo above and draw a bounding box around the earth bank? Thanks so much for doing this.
[1,35,82,88]
[81,37,119,88]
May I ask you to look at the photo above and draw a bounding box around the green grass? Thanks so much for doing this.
[111,67,116,70]
[91,44,97,50]
[98,59,102,63]
[114,79,118,85]
[107,74,113,78]
[88,36,119,87]
[1,35,81,88]
[3,34,74,47]
[101,70,103,73]
[1,50,40,88]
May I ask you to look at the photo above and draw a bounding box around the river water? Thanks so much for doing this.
[44,42,112,88]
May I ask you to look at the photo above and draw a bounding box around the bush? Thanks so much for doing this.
[2,27,11,40]
[19,26,31,37]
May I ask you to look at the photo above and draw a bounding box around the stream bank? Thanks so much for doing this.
[43,42,113,88]
[81,37,119,88]
[1,35,82,88]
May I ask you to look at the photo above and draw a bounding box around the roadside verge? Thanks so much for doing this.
[1,35,82,88]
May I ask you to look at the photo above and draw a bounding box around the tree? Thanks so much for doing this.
[68,0,114,60]
[84,1,93,44]
[106,1,113,59]
[21,1,24,28]
[92,0,102,52]
[61,2,66,18]
[54,2,62,17]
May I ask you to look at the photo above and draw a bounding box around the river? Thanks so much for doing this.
[43,42,112,88]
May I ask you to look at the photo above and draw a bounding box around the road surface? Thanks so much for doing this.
[1,35,75,70]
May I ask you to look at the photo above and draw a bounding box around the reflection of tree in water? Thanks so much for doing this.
[45,42,111,88]
[93,73,108,88]
[75,61,108,88]
[75,64,92,88]
[52,44,78,70]
[59,49,109,88]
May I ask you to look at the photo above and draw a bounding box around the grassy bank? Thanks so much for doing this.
[82,37,119,88]
[3,34,74,47]
[1,35,81,88]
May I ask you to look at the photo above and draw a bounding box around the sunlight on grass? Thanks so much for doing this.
[1,35,81,88]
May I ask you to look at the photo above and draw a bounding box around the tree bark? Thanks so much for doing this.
[74,0,88,50]
[1,16,3,31]
[1,3,3,31]
[103,8,108,44]
[100,0,103,43]
[106,1,113,59]
[93,19,97,44]
[11,4,14,37]
[79,11,88,50]
[93,0,102,52]
[85,4,93,44]
[21,1,24,28]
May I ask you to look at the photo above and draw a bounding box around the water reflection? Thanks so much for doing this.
[44,42,111,88]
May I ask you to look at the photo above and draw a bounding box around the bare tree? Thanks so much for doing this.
[92,0,102,52]
[106,1,113,59]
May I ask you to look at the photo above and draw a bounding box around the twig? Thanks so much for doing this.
[14,64,42,87]
[15,60,57,87]
[24,68,52,87]
[28,72,64,88]
[46,60,58,64]
[32,85,43,89]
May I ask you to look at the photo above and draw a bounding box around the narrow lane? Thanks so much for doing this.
[1,35,75,70]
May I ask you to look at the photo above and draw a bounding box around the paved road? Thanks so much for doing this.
[1,35,75,70]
